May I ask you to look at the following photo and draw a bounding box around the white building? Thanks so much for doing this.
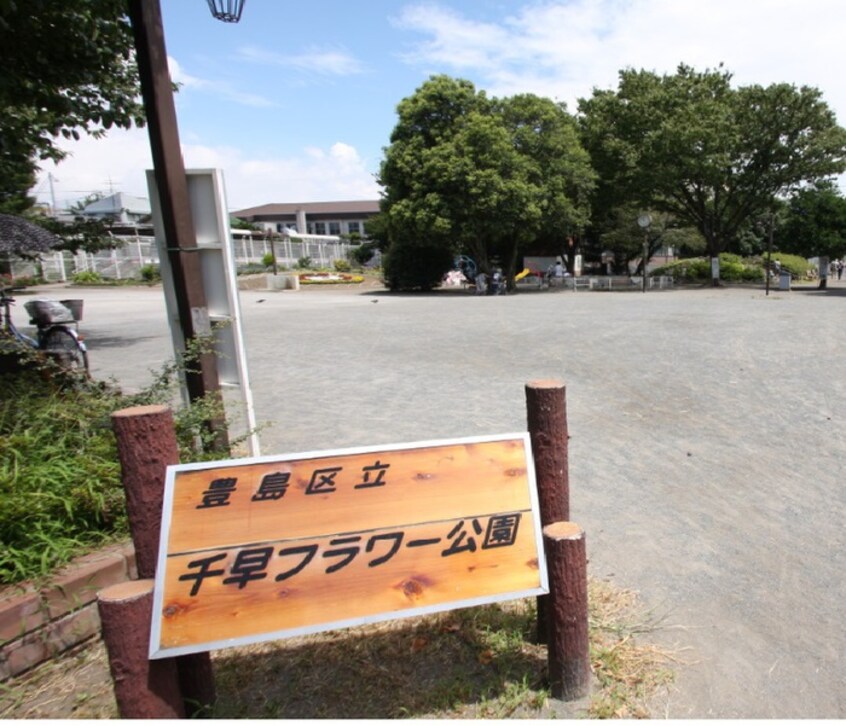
[79,193,151,224]
[232,200,379,237]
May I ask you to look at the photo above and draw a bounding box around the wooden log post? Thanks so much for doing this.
[112,405,179,578]
[98,580,185,718]
[525,380,570,643]
[111,404,216,716]
[543,522,591,701]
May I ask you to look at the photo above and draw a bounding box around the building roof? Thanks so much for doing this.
[232,200,380,219]
[81,192,151,216]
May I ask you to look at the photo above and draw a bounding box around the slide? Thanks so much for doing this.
[515,268,532,281]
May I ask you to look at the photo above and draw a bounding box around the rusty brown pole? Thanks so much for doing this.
[525,379,570,643]
[543,522,591,701]
[127,0,228,451]
[111,404,216,716]
[98,579,185,718]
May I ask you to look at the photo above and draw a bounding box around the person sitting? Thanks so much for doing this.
[490,268,504,295]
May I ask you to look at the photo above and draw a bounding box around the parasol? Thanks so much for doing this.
[0,214,64,257]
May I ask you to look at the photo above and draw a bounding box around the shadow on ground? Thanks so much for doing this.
[209,603,583,720]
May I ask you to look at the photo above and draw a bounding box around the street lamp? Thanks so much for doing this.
[637,213,651,293]
[207,0,246,22]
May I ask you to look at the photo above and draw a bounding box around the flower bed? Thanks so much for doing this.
[298,272,364,285]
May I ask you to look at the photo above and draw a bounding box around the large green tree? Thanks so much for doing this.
[379,75,594,290]
[0,0,144,213]
[379,76,488,290]
[578,64,846,283]
[496,94,595,276]
[776,181,846,259]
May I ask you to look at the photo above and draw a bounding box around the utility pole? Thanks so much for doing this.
[127,0,228,449]
[48,173,58,217]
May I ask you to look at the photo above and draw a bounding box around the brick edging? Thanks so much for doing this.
[0,542,137,681]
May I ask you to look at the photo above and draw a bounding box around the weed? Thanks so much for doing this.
[0,328,253,583]
[70,270,103,285]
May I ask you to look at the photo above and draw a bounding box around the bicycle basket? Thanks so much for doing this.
[24,299,75,325]
[59,299,83,321]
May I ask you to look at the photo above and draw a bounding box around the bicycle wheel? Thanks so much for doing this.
[42,327,88,372]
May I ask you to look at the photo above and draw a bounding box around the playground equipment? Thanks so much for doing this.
[454,255,477,281]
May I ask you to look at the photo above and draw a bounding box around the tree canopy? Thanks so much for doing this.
[596,205,705,274]
[776,181,846,259]
[0,0,144,213]
[379,75,594,290]
[578,64,846,279]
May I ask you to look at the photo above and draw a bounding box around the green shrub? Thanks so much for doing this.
[350,242,377,267]
[771,252,813,279]
[139,263,160,283]
[296,256,312,269]
[654,254,764,282]
[383,240,454,291]
[71,270,103,284]
[741,265,764,282]
[719,256,748,281]
[653,257,710,280]
[261,252,275,268]
[333,258,352,272]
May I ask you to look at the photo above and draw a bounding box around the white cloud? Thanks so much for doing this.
[237,45,367,76]
[168,55,277,109]
[393,5,509,70]
[395,0,846,121]
[32,127,380,213]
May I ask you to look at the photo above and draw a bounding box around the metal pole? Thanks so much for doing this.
[765,212,773,297]
[128,0,227,449]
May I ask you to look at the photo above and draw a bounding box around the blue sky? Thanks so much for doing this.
[31,0,846,213]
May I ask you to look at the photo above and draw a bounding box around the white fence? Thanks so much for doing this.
[7,233,356,282]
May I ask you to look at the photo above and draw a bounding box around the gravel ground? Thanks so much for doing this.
[16,276,846,718]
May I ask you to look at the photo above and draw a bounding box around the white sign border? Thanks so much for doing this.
[149,432,548,660]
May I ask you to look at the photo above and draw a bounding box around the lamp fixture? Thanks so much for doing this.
[207,0,245,22]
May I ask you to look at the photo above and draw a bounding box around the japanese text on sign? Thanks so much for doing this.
[150,434,547,659]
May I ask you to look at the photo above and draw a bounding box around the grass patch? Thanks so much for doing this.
[0,334,246,584]
[587,578,678,718]
[0,367,128,582]
[0,580,678,719]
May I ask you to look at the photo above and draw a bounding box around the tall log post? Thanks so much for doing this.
[525,380,570,643]
[98,580,185,718]
[543,522,591,701]
[111,404,216,716]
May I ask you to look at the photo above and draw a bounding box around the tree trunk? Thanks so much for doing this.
[505,239,520,291]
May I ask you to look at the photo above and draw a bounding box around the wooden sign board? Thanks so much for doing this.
[149,433,548,659]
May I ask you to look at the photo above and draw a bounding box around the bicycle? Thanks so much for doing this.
[1,286,89,372]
